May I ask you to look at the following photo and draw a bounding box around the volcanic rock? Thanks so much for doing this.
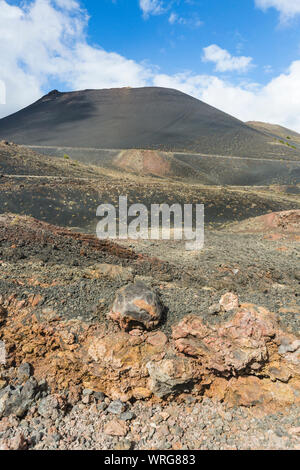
[0,377,39,418]
[104,419,128,437]
[17,363,33,383]
[86,330,166,399]
[37,395,65,420]
[107,400,127,415]
[108,281,163,331]
[172,304,277,376]
[219,292,239,312]
[0,431,28,450]
[146,331,168,347]
[146,357,200,398]
[86,263,133,281]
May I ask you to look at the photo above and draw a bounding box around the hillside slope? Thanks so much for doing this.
[1,87,300,159]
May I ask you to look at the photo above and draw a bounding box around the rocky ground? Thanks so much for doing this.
[0,142,299,450]
[0,210,299,450]
[1,388,300,450]
[1,141,300,233]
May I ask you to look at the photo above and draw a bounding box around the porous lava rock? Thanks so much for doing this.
[108,281,163,331]
[146,357,200,398]
[172,304,278,376]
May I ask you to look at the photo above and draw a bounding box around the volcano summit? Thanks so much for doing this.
[1,86,299,160]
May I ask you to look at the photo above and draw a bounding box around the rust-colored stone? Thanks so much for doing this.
[108,281,163,331]
[172,304,277,376]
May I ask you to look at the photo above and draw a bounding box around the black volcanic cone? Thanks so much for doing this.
[0,86,298,158]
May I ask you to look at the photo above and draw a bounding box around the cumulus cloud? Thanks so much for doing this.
[1,0,300,133]
[153,60,300,131]
[255,0,300,20]
[0,80,6,105]
[202,45,253,73]
[0,0,150,117]
[139,0,164,18]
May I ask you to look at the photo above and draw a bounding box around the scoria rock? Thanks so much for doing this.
[108,281,163,331]
[17,362,33,383]
[104,419,128,436]
[86,330,166,399]
[172,304,277,376]
[0,378,38,418]
[146,356,200,398]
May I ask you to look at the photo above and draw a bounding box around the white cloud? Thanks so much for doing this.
[255,0,300,19]
[153,60,300,131]
[139,0,164,18]
[168,12,178,24]
[0,0,150,117]
[202,44,253,73]
[168,11,202,27]
[1,0,300,133]
[0,80,6,105]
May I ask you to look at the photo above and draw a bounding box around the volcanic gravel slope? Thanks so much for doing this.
[1,141,300,233]
[1,87,300,159]
[0,213,300,450]
[247,121,300,144]
[0,143,300,450]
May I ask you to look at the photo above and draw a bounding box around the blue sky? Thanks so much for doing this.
[1,0,300,130]
[87,0,299,85]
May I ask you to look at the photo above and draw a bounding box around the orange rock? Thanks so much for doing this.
[131,387,152,399]
[31,294,44,307]
[146,331,168,347]
[104,420,128,437]
[172,441,182,450]
[147,357,201,398]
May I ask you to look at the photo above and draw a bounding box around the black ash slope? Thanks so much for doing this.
[1,87,299,159]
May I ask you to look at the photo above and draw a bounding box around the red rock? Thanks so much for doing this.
[104,419,128,436]
[172,304,277,375]
[146,331,168,347]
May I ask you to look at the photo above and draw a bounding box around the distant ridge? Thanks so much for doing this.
[0,86,300,159]
[247,121,300,143]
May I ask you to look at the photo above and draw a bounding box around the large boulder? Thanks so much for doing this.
[108,281,163,331]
